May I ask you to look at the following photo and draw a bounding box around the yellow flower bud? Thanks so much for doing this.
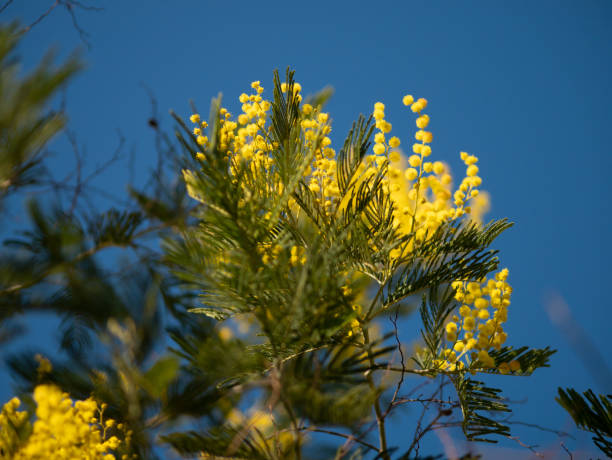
[408,155,421,167]
[463,317,475,330]
[416,114,430,129]
[405,168,418,181]
[389,151,401,163]
[433,161,445,175]
[467,165,479,176]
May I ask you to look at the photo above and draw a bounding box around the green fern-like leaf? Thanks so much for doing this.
[161,427,270,459]
[383,219,512,310]
[453,375,511,443]
[557,388,612,456]
[488,346,556,375]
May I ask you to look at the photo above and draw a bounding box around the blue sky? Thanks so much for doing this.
[2,1,611,458]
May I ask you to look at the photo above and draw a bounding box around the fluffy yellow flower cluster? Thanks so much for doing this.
[436,269,520,373]
[187,83,487,246]
[382,96,487,258]
[184,78,518,371]
[0,396,29,457]
[301,104,340,215]
[0,385,126,459]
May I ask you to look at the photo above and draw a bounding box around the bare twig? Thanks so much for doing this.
[62,0,94,48]
[406,406,453,458]
[0,0,15,14]
[382,305,405,420]
[502,419,574,439]
[21,0,61,35]
[392,397,458,408]
[560,441,573,459]
[18,0,102,48]
[401,378,450,458]
[506,434,544,457]
[361,326,390,460]
[55,129,126,216]
[302,427,379,453]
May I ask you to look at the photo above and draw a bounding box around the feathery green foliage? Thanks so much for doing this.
[557,388,612,456]
[0,22,80,206]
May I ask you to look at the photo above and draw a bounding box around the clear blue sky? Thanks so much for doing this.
[2,1,611,458]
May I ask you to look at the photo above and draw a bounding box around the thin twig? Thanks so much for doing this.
[63,0,92,48]
[406,407,453,458]
[21,0,61,35]
[506,435,544,458]
[302,427,379,453]
[361,326,390,460]
[560,441,573,460]
[382,304,405,420]
[502,419,574,439]
[392,397,458,408]
[18,0,102,48]
[0,0,15,14]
